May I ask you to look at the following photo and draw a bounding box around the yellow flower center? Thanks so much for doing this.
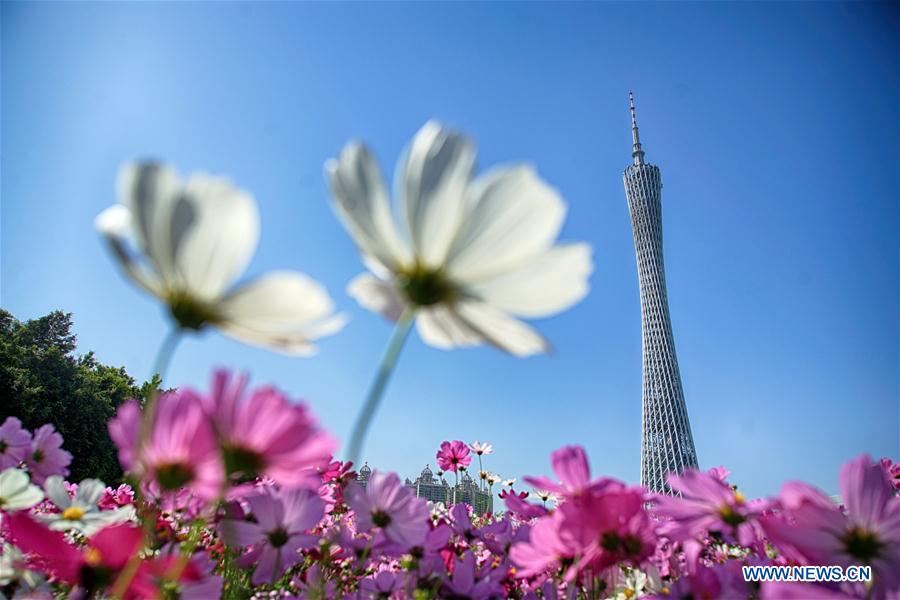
[84,547,102,566]
[623,589,636,599]
[62,506,85,521]
[734,490,746,503]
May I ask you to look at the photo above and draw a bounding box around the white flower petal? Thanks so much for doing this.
[415,306,482,350]
[469,243,593,318]
[454,301,550,357]
[175,174,260,301]
[0,469,43,510]
[117,162,183,283]
[74,479,105,508]
[347,273,408,323]
[399,121,475,268]
[95,205,165,296]
[446,165,566,283]
[217,271,346,355]
[44,475,71,509]
[326,143,410,272]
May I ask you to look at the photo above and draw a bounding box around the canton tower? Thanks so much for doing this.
[623,92,698,494]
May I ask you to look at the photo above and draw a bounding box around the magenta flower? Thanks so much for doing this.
[881,457,900,492]
[523,445,613,498]
[7,511,143,593]
[511,511,579,579]
[346,470,430,549]
[436,440,472,473]
[0,417,31,470]
[107,399,141,470]
[646,563,746,600]
[204,370,336,489]
[761,454,900,594]
[502,490,547,520]
[443,551,505,600]
[653,468,766,547]
[109,393,223,499]
[24,424,71,485]
[559,484,656,573]
[360,569,404,598]
[219,486,325,585]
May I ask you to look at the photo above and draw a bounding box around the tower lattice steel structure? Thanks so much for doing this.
[623,92,698,494]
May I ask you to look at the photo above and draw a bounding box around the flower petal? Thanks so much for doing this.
[415,306,482,350]
[219,520,264,548]
[94,205,165,296]
[43,476,71,509]
[454,301,550,357]
[117,162,183,283]
[74,479,105,508]
[174,174,260,301]
[326,143,409,272]
[446,165,566,283]
[469,243,593,317]
[217,271,346,355]
[399,121,475,268]
[347,273,408,322]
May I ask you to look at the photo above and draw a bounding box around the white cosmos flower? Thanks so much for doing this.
[326,121,593,357]
[39,476,134,535]
[502,478,517,487]
[0,468,43,523]
[96,162,345,356]
[470,441,493,456]
[486,473,502,486]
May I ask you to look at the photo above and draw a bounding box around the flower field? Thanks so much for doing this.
[0,122,897,599]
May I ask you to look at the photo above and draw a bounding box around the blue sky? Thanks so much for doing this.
[2,2,897,498]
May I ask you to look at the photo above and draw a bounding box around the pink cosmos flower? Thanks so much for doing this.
[0,417,31,470]
[761,454,900,594]
[7,512,143,596]
[523,445,613,498]
[707,466,731,482]
[204,370,336,489]
[645,563,746,600]
[133,551,224,600]
[558,484,656,573]
[653,468,766,547]
[109,393,223,500]
[219,486,325,585]
[24,424,71,485]
[511,511,579,579]
[346,470,430,549]
[98,484,136,510]
[502,490,547,520]
[880,458,900,492]
[436,440,472,473]
[359,569,404,598]
[443,551,506,600]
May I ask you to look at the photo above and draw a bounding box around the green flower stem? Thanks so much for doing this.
[346,308,416,466]
[110,328,184,600]
[478,455,484,491]
[151,327,183,384]
[138,328,183,451]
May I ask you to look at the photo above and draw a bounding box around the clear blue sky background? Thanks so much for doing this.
[2,2,897,498]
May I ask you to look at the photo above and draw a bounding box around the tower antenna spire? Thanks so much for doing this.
[629,91,645,165]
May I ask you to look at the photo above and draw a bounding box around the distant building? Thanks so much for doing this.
[356,462,372,489]
[354,463,493,514]
[412,464,450,504]
[624,92,699,494]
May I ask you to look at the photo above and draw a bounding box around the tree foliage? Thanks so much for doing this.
[0,309,152,483]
